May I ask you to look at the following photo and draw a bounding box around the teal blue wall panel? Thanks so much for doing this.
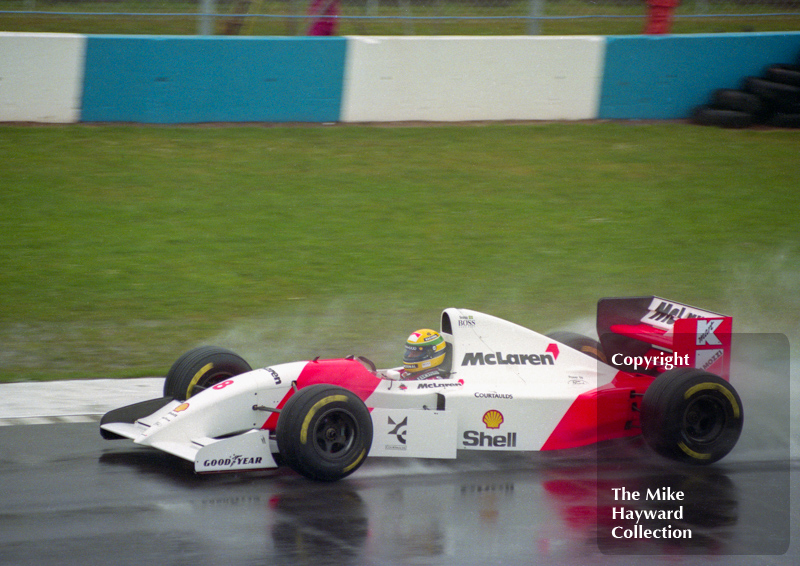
[81,36,346,123]
[79,33,800,123]
[599,33,800,120]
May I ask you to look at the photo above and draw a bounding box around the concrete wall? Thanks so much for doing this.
[1,32,799,124]
[341,36,605,122]
[81,36,346,123]
[599,33,800,119]
[0,32,85,123]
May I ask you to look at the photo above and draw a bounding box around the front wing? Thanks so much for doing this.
[102,417,279,473]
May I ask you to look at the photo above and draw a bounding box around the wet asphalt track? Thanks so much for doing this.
[0,333,797,566]
[0,420,796,566]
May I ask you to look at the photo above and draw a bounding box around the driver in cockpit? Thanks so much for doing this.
[399,329,451,380]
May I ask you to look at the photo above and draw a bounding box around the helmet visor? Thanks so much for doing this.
[403,344,430,362]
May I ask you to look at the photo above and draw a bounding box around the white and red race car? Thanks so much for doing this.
[100,297,743,481]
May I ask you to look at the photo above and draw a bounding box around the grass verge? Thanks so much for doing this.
[1,122,798,381]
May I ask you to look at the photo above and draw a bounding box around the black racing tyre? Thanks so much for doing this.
[546,331,607,363]
[163,346,252,401]
[766,112,800,128]
[711,89,765,115]
[276,384,372,482]
[744,76,800,113]
[765,64,800,87]
[640,368,743,465]
[691,105,755,129]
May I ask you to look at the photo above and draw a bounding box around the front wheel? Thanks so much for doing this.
[640,368,743,464]
[163,346,252,401]
[276,384,372,482]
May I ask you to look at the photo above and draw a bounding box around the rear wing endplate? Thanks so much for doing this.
[597,296,732,380]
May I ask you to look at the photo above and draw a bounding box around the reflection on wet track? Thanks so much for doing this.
[0,422,795,566]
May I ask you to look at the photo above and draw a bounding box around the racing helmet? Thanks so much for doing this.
[403,329,447,374]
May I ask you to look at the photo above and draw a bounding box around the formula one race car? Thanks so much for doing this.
[100,296,743,481]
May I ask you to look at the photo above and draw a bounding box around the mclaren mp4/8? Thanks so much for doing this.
[100,297,743,481]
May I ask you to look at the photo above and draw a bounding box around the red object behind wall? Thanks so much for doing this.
[644,0,681,34]
[307,0,340,36]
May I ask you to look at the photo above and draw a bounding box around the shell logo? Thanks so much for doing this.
[482,410,504,429]
[174,403,190,412]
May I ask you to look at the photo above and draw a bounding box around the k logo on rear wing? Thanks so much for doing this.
[597,296,732,380]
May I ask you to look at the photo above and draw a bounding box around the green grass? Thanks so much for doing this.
[1,122,799,382]
[1,0,798,35]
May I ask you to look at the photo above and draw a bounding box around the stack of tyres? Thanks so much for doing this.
[692,90,763,128]
[747,65,800,128]
[692,57,800,128]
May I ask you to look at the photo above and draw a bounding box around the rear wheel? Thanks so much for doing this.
[163,346,252,401]
[640,368,743,464]
[276,384,372,482]
[547,331,607,362]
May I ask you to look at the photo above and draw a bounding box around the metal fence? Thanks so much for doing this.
[2,0,800,35]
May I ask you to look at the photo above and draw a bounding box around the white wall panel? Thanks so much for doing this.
[341,36,605,122]
[0,32,86,123]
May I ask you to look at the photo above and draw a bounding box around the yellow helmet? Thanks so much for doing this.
[403,329,447,374]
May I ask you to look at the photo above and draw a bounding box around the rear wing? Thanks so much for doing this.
[597,296,732,380]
